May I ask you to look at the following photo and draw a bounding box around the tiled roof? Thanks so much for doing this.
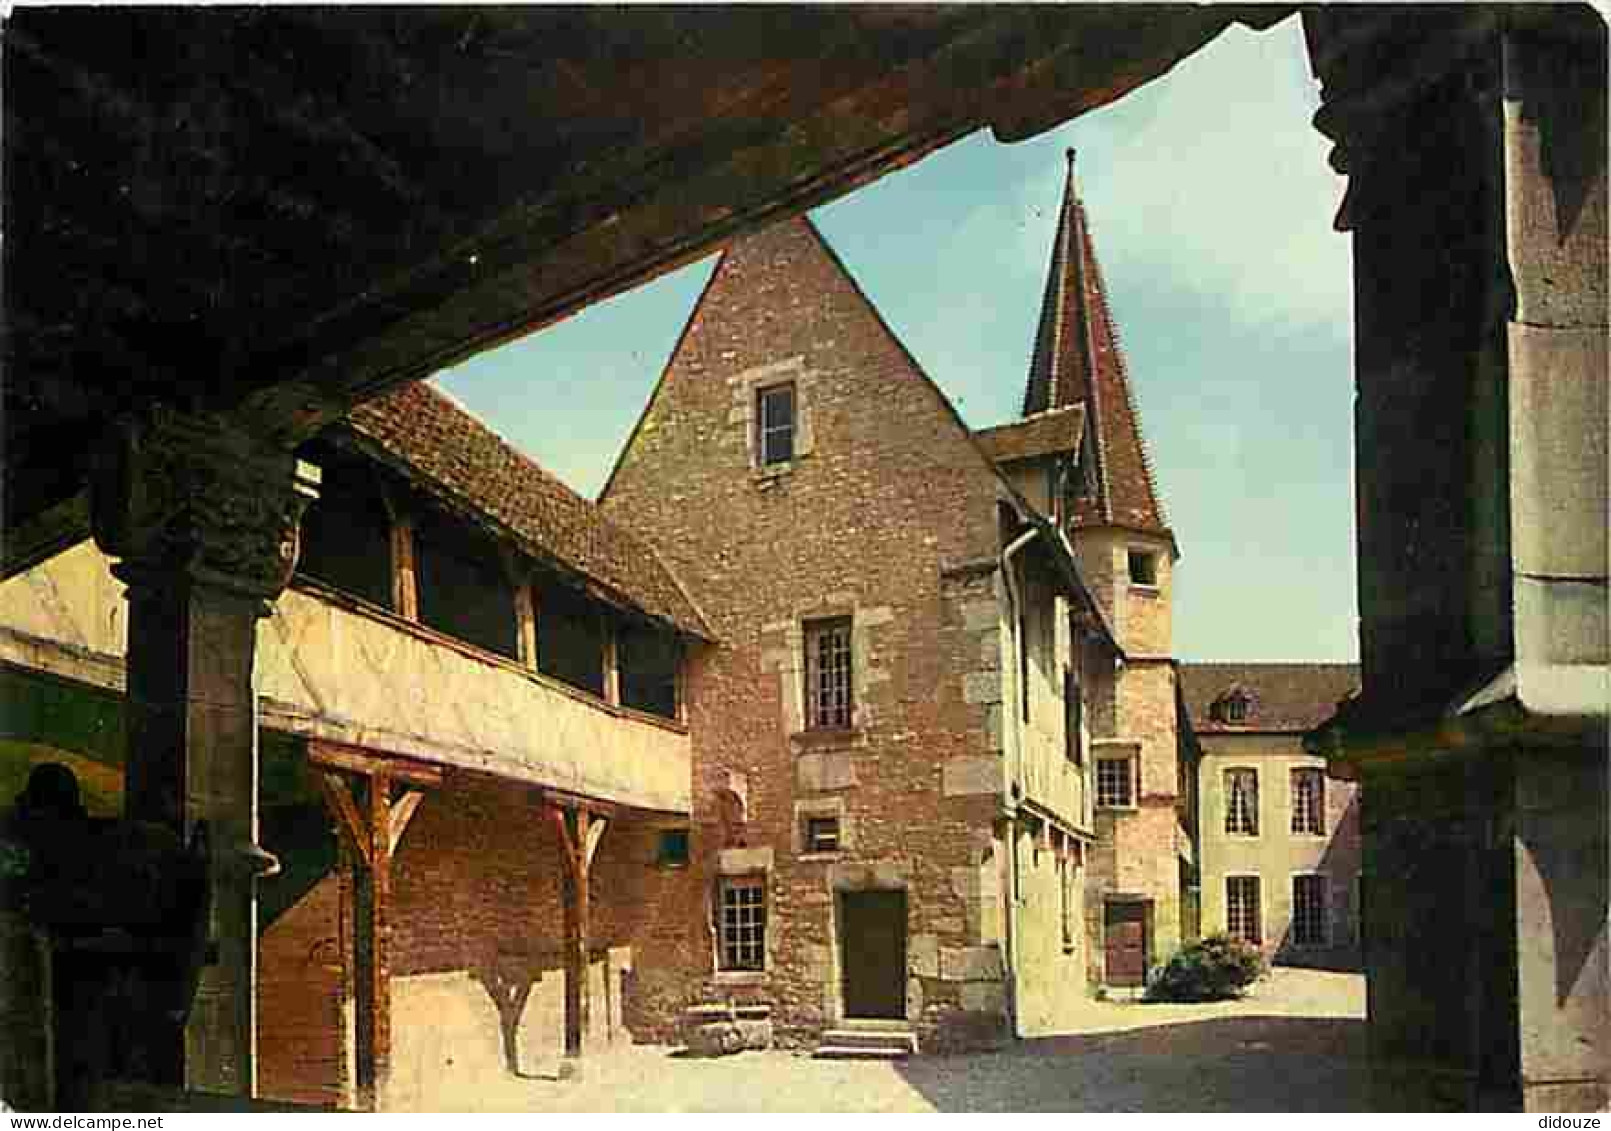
[1179,662,1361,734]
[1022,151,1169,538]
[973,404,1085,465]
[344,382,710,638]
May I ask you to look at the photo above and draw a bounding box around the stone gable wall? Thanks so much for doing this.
[603,220,1067,1047]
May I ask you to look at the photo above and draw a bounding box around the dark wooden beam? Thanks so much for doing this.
[546,803,608,1060]
[541,788,617,818]
[352,771,392,1110]
[308,739,443,788]
[314,750,435,1110]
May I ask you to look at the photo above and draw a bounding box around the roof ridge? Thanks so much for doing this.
[1083,227,1167,529]
[1068,172,1114,523]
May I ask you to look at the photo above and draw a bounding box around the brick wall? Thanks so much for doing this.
[259,771,677,1106]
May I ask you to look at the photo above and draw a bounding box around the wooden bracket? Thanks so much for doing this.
[546,804,608,884]
[309,740,444,789]
[319,772,372,867]
[389,789,425,854]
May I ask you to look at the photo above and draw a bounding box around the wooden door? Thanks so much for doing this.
[840,890,907,1019]
[1104,901,1148,987]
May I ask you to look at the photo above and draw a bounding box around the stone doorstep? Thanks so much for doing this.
[814,1021,919,1059]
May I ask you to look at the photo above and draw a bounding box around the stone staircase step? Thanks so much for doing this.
[814,1026,919,1058]
[835,1018,912,1032]
[813,1044,912,1060]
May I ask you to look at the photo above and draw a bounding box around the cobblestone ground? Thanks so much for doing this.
[407,968,1368,1112]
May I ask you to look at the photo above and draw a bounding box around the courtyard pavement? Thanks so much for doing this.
[407,967,1368,1112]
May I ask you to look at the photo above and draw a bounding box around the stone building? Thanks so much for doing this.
[1178,663,1362,969]
[600,154,1188,1045]
[0,383,709,1108]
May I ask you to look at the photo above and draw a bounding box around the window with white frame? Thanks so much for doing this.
[1096,757,1134,809]
[1292,874,1327,947]
[717,874,767,971]
[1290,768,1324,835]
[804,616,853,729]
[1226,875,1261,944]
[756,383,796,466]
[1224,768,1259,836]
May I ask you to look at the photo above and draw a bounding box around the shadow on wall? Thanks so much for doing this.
[1520,757,1610,1008]
[892,1015,1368,1112]
[470,947,561,1078]
[1274,793,1363,973]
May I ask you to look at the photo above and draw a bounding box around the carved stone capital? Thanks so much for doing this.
[1303,8,1502,232]
[89,406,321,603]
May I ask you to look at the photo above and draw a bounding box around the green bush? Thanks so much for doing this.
[1145,933,1267,1002]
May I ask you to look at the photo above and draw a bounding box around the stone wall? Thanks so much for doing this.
[601,218,1094,1048]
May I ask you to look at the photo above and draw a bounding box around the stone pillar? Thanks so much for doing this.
[1500,21,1609,1113]
[1306,7,1608,1112]
[90,406,319,1096]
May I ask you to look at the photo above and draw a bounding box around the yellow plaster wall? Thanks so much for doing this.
[0,543,690,814]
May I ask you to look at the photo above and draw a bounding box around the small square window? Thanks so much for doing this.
[803,816,841,854]
[1096,757,1134,808]
[1128,549,1158,587]
[656,828,690,868]
[757,383,796,466]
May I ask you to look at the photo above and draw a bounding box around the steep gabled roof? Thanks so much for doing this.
[1179,662,1361,734]
[1023,150,1169,540]
[973,404,1085,466]
[344,382,710,639]
[601,213,1116,653]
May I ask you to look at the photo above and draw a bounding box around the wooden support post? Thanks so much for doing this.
[547,803,607,1061]
[514,583,538,671]
[353,771,391,1110]
[383,495,419,622]
[319,763,429,1110]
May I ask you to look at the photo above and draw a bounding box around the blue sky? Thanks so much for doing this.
[436,16,1358,664]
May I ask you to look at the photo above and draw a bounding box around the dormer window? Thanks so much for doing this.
[1214,689,1254,725]
[757,383,796,466]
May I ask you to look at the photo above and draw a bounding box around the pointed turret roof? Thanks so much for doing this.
[1023,150,1170,541]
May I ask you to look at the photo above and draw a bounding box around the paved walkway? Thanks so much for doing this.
[405,968,1368,1112]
